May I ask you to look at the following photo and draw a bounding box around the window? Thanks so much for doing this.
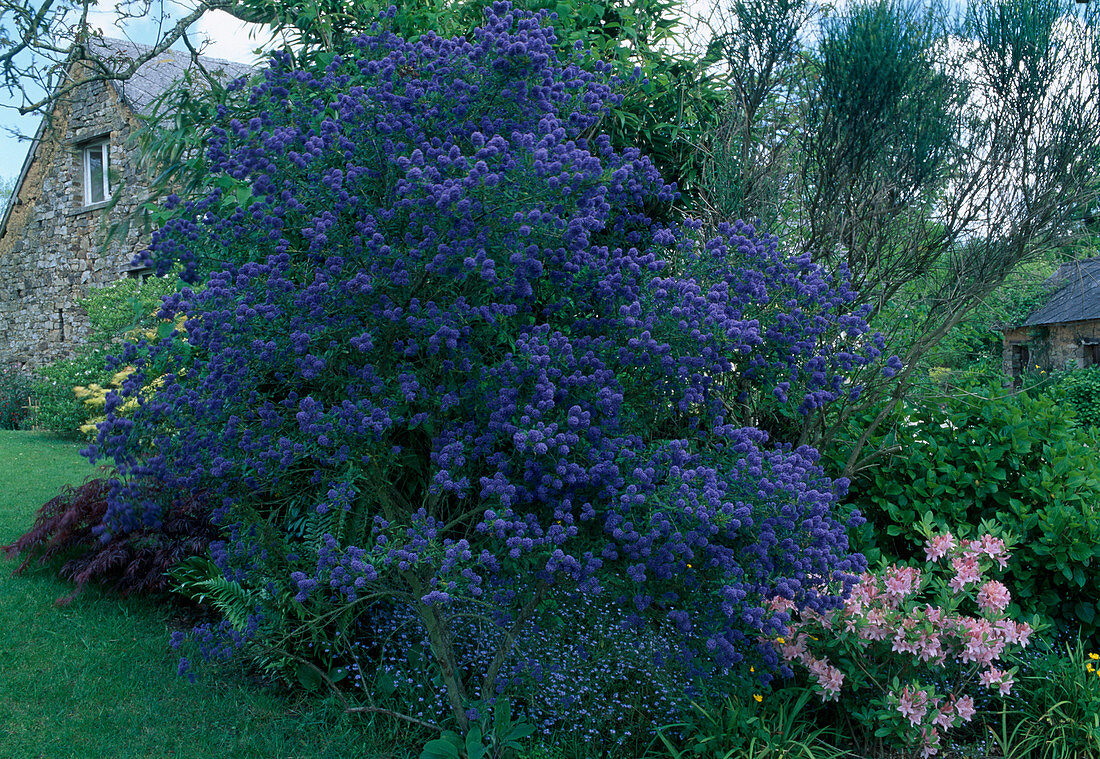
[1085,342,1100,367]
[1011,344,1030,381]
[82,141,110,206]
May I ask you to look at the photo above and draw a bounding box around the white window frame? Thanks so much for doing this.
[82,140,110,206]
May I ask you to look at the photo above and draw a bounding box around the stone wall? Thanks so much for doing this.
[1002,319,1100,377]
[0,74,153,371]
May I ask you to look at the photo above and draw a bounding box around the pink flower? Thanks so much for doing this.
[896,685,929,726]
[977,580,1011,613]
[860,608,890,641]
[812,661,844,700]
[777,633,809,662]
[851,574,881,606]
[1008,620,1032,648]
[916,631,945,663]
[959,617,1004,664]
[925,532,956,562]
[768,596,795,613]
[932,700,954,729]
[884,564,921,604]
[919,727,941,758]
[954,695,976,722]
[980,667,1015,695]
[892,629,919,656]
[976,534,1009,568]
[949,554,981,591]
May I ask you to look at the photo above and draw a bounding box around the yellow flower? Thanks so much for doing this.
[110,366,137,386]
[750,666,755,673]
[1087,662,1095,673]
[1089,653,1098,660]
[775,636,785,644]
[753,694,763,703]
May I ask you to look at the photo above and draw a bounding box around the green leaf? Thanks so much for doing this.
[465,726,485,759]
[419,739,461,759]
[295,662,323,691]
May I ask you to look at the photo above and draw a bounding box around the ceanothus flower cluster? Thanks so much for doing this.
[88,2,885,693]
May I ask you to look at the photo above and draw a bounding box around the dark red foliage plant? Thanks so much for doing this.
[2,477,219,605]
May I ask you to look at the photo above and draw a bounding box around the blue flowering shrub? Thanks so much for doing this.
[87,2,886,743]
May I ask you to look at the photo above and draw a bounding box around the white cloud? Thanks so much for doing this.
[190,9,278,64]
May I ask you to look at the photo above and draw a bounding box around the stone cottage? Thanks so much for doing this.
[0,38,251,371]
[1002,257,1100,378]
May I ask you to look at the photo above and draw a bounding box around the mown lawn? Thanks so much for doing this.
[0,431,416,759]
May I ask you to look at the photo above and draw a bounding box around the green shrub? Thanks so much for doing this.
[31,274,180,437]
[0,368,32,429]
[31,348,116,437]
[1058,366,1100,428]
[833,384,1100,640]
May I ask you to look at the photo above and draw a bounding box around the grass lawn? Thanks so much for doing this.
[0,431,418,759]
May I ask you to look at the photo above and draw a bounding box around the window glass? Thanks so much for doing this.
[84,142,108,205]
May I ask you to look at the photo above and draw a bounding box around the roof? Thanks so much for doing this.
[87,37,254,114]
[1021,257,1100,327]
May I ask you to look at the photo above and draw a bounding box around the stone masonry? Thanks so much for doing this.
[0,41,251,371]
[0,73,150,371]
[1002,320,1100,377]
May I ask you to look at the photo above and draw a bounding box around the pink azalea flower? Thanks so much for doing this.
[977,534,1009,568]
[980,667,1014,695]
[925,532,956,562]
[896,685,929,726]
[1012,621,1033,648]
[919,727,941,758]
[960,618,999,665]
[813,662,844,701]
[954,695,976,722]
[884,564,921,604]
[949,554,981,591]
[768,596,795,613]
[916,631,945,663]
[977,580,1011,613]
[932,699,954,729]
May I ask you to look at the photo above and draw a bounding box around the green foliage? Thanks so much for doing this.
[0,368,32,429]
[1059,367,1100,428]
[924,255,1057,371]
[700,0,1100,468]
[834,384,1100,638]
[171,556,261,631]
[1000,639,1100,758]
[31,348,118,437]
[654,688,849,759]
[31,274,180,437]
[79,273,180,341]
[419,701,535,759]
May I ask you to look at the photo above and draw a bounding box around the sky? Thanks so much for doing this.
[0,0,975,183]
[0,2,276,181]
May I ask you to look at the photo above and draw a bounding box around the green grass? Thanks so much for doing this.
[0,431,420,759]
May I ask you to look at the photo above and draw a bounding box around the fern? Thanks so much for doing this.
[170,555,259,629]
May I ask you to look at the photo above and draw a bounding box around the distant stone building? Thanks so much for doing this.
[0,38,250,371]
[1002,257,1100,379]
